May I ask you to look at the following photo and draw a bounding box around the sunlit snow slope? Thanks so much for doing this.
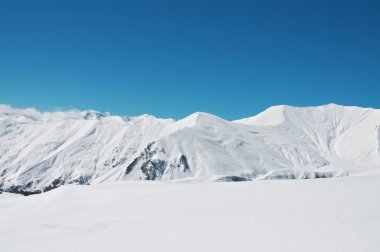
[0,104,379,192]
[1,176,380,252]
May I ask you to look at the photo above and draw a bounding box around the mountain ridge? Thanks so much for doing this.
[1,104,379,193]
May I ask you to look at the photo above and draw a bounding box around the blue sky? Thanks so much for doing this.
[0,0,379,119]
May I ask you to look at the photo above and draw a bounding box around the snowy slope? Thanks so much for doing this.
[235,104,380,173]
[0,104,379,192]
[1,176,380,252]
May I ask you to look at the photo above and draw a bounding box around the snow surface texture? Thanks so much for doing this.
[0,176,380,252]
[0,104,380,192]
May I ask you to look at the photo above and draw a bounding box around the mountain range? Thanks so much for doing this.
[1,104,379,193]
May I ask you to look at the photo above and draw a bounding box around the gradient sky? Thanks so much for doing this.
[0,0,379,119]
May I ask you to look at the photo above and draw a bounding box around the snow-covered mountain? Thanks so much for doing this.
[0,104,379,193]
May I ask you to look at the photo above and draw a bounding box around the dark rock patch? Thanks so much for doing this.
[216,176,250,182]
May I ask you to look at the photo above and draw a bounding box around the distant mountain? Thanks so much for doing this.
[0,104,379,193]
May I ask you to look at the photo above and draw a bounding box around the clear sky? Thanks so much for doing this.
[0,0,379,119]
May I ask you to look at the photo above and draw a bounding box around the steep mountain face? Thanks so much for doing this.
[0,104,379,192]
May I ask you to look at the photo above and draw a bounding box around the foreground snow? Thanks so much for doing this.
[1,176,379,252]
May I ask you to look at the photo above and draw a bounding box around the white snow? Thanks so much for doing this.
[0,192,23,199]
[1,104,380,191]
[0,176,379,252]
[1,104,379,251]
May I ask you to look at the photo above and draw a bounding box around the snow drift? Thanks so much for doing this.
[1,176,380,252]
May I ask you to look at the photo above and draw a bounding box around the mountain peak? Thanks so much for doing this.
[82,110,107,120]
[176,112,226,127]
[235,105,288,126]
[235,104,377,126]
